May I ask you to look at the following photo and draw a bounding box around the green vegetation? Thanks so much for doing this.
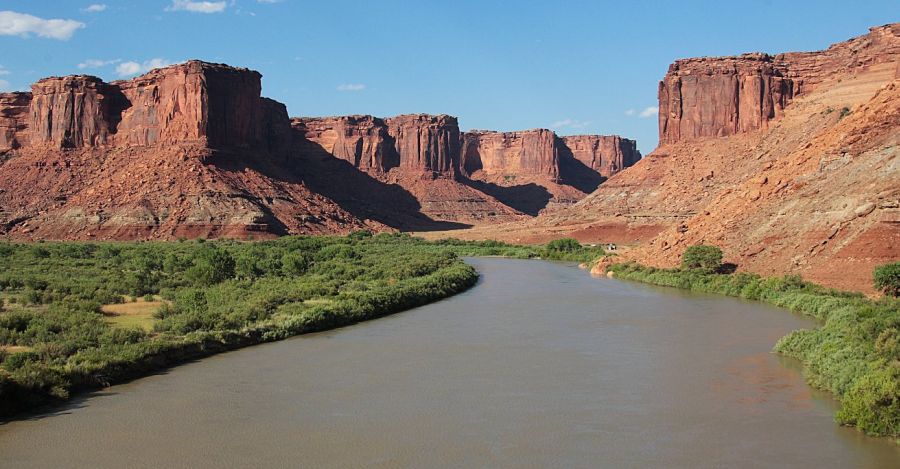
[839,106,852,119]
[681,244,723,272]
[0,234,604,417]
[607,261,900,438]
[0,235,483,416]
[874,263,900,297]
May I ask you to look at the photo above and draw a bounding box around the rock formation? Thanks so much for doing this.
[461,130,560,180]
[294,114,462,177]
[559,135,641,178]
[659,23,900,144]
[0,92,30,151]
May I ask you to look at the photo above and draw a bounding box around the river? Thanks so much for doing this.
[0,258,897,468]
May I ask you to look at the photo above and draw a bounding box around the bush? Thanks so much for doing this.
[282,251,313,276]
[185,246,235,286]
[681,245,723,272]
[545,238,581,253]
[873,263,900,297]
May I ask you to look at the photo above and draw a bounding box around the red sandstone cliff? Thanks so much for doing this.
[559,135,641,178]
[0,61,375,239]
[659,23,900,144]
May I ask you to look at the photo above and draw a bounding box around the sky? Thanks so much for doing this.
[0,1,896,154]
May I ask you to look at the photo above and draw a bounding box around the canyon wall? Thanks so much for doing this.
[294,114,461,177]
[559,135,641,177]
[0,92,31,150]
[461,130,559,180]
[0,61,288,154]
[659,23,900,144]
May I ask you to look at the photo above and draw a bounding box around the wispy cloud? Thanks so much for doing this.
[550,118,591,130]
[166,0,227,13]
[0,79,10,91]
[0,11,85,40]
[0,66,10,76]
[624,109,636,117]
[116,58,173,77]
[638,106,658,118]
[83,4,108,13]
[77,58,120,69]
[257,0,283,3]
[336,83,366,92]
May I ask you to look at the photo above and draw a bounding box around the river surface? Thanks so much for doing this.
[1,258,898,468]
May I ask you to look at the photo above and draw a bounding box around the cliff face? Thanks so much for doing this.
[461,130,559,180]
[658,55,796,143]
[3,61,288,153]
[559,135,641,177]
[0,92,31,151]
[659,23,900,144]
[293,116,390,173]
[294,114,461,176]
[384,114,460,176]
[28,76,121,149]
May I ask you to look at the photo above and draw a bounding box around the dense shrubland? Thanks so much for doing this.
[0,233,601,417]
[607,260,900,438]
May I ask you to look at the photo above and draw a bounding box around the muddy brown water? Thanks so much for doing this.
[1,258,898,468]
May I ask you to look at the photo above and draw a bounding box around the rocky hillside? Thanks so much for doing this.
[433,23,899,293]
[0,61,639,239]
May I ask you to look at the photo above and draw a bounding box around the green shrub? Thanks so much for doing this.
[185,246,235,286]
[681,245,723,272]
[873,262,900,297]
[545,238,581,253]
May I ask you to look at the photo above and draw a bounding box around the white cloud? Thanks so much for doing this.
[550,118,591,130]
[83,4,107,13]
[0,11,85,40]
[116,58,173,77]
[166,0,227,13]
[638,106,658,118]
[257,0,283,3]
[0,67,10,76]
[77,58,120,69]
[624,109,636,117]
[0,79,10,91]
[336,83,366,92]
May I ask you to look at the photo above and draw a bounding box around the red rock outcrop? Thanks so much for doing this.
[384,114,460,176]
[0,92,31,151]
[294,114,461,177]
[659,23,900,144]
[114,61,288,151]
[28,76,121,149]
[292,115,390,173]
[461,129,559,180]
[559,135,641,177]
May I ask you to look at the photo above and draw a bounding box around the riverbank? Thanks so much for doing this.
[0,235,489,418]
[605,261,900,440]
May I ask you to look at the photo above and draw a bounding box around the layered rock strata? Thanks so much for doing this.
[659,23,900,144]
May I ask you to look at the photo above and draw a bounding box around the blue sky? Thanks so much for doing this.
[1,1,896,154]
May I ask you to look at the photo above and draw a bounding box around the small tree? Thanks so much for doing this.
[186,246,235,286]
[281,251,313,276]
[546,238,581,253]
[873,263,900,297]
[681,245,723,272]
